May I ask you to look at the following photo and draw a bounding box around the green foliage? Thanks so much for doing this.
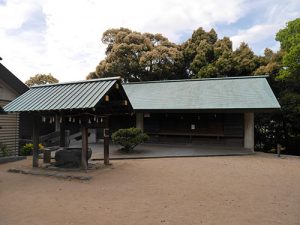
[0,142,9,157]
[20,143,44,156]
[182,29,259,78]
[25,73,59,87]
[87,28,185,82]
[112,128,149,151]
[275,18,300,80]
[89,27,260,80]
[254,18,300,154]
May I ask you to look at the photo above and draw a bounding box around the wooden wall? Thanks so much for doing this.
[0,80,20,156]
[0,100,19,156]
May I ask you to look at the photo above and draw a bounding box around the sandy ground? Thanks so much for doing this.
[0,153,299,225]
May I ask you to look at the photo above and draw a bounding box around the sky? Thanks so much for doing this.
[0,0,299,83]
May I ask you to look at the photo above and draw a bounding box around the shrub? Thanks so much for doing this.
[0,142,9,157]
[112,128,149,151]
[20,143,44,156]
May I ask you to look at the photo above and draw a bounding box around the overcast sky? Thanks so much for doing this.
[0,0,299,83]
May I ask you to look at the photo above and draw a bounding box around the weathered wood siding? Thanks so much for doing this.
[0,80,20,156]
[0,104,19,156]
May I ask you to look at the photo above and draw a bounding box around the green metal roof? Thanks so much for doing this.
[123,76,280,111]
[4,77,120,112]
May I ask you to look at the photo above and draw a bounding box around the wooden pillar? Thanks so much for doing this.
[32,114,40,167]
[55,114,60,132]
[244,112,254,151]
[60,121,66,147]
[81,118,88,170]
[103,116,110,165]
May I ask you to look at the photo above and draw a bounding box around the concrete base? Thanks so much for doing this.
[0,156,26,164]
[67,142,254,160]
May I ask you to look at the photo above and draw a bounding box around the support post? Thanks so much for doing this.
[103,116,110,165]
[81,119,88,170]
[244,112,254,151]
[55,114,60,132]
[32,114,40,167]
[136,113,144,131]
[60,121,66,147]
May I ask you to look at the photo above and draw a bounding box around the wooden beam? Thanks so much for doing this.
[103,116,110,165]
[81,119,88,170]
[32,114,40,167]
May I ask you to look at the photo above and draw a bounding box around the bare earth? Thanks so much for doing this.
[0,153,299,225]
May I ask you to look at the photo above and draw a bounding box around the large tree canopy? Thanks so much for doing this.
[89,27,260,81]
[181,27,259,78]
[87,28,185,82]
[25,73,59,87]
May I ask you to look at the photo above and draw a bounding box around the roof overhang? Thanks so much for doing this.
[132,108,281,113]
[4,77,133,115]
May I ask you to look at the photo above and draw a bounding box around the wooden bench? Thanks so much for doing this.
[146,132,243,142]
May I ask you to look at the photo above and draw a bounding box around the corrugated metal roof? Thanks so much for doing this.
[4,77,120,112]
[123,76,280,111]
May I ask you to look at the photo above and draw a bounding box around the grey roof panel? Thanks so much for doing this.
[123,76,280,111]
[3,77,119,112]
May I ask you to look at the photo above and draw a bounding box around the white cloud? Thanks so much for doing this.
[0,0,299,82]
[0,0,245,82]
[0,0,41,29]
[230,0,300,51]
[231,24,279,49]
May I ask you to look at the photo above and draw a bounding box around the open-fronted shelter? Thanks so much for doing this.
[114,76,280,151]
[4,77,132,168]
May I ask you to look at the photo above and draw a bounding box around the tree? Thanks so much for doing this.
[232,42,259,77]
[254,48,283,77]
[87,28,185,82]
[182,28,259,79]
[25,74,59,87]
[254,18,300,154]
[275,19,300,152]
[182,28,218,77]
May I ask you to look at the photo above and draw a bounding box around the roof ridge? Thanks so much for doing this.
[31,76,120,88]
[123,75,269,85]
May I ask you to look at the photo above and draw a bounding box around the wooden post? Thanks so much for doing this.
[81,118,88,170]
[32,114,40,167]
[60,120,66,147]
[103,116,110,165]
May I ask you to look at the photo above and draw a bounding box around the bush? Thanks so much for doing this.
[112,128,149,151]
[20,143,44,156]
[0,142,9,157]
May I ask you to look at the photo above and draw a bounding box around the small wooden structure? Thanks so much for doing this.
[4,77,133,169]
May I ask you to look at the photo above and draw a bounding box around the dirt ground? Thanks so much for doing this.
[0,153,299,225]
